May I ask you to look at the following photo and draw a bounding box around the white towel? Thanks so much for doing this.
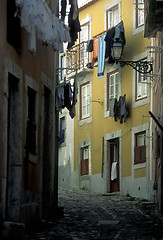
[111,162,117,181]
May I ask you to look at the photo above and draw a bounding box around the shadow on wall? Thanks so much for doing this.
[58,162,71,189]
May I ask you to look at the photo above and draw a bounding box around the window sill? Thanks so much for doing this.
[133,24,144,36]
[78,115,92,127]
[134,162,146,170]
[80,175,90,180]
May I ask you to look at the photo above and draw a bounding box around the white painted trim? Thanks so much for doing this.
[104,130,122,193]
[132,52,150,108]
[104,63,121,118]
[104,0,121,30]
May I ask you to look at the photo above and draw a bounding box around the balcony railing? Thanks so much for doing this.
[65,41,92,76]
[65,28,111,76]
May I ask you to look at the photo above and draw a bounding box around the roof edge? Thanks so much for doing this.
[79,0,99,11]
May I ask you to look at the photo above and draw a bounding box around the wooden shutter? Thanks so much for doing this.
[81,159,89,176]
[134,145,146,164]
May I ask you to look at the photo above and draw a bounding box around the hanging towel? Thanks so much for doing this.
[98,33,106,79]
[111,162,117,181]
[93,37,99,60]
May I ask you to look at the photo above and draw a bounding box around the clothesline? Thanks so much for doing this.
[92,27,113,39]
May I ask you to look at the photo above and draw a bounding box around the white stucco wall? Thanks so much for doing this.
[58,108,74,189]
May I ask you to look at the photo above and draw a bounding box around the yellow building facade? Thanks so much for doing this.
[67,0,154,200]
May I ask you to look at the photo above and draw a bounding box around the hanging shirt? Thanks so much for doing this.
[98,33,106,79]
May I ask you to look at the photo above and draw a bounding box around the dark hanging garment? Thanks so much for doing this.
[113,98,119,122]
[86,39,93,52]
[119,94,128,124]
[61,0,67,22]
[104,27,115,63]
[113,21,126,48]
[67,0,81,49]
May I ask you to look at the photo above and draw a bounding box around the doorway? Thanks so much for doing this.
[107,138,119,193]
[6,73,20,220]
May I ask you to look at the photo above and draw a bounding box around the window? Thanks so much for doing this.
[81,147,89,176]
[79,22,90,68]
[7,0,21,51]
[26,87,37,155]
[59,117,65,144]
[80,23,90,43]
[134,131,146,164]
[136,69,147,100]
[80,82,90,120]
[107,71,119,111]
[136,0,144,28]
[106,5,119,29]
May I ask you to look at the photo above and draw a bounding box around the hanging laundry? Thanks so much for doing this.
[93,37,98,60]
[27,25,36,55]
[113,21,126,48]
[113,94,128,123]
[119,94,128,124]
[61,0,67,22]
[113,98,120,122]
[67,0,81,49]
[55,86,65,113]
[98,33,106,79]
[109,98,115,117]
[15,0,71,52]
[86,39,93,52]
[104,27,115,63]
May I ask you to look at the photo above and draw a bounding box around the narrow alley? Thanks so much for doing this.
[23,188,163,240]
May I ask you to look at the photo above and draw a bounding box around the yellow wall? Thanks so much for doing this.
[74,0,151,179]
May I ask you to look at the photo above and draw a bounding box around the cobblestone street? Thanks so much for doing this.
[24,188,163,240]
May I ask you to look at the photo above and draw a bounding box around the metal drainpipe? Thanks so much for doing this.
[54,0,59,219]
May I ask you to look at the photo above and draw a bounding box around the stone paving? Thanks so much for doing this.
[23,188,163,240]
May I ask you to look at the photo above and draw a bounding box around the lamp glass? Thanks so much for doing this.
[111,46,122,60]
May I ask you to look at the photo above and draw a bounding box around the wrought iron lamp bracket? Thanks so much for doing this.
[116,60,153,74]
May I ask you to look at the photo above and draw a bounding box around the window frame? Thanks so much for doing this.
[135,58,148,101]
[27,87,37,156]
[79,22,90,43]
[81,146,89,176]
[59,116,65,144]
[106,4,119,29]
[136,0,144,29]
[133,0,144,35]
[134,131,146,165]
[80,81,91,120]
[105,65,121,118]
[104,0,121,31]
[132,123,149,170]
[132,52,150,108]
[107,70,120,111]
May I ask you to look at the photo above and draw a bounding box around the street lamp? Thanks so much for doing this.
[111,41,153,74]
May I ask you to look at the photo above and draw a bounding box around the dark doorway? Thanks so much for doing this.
[108,138,119,193]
